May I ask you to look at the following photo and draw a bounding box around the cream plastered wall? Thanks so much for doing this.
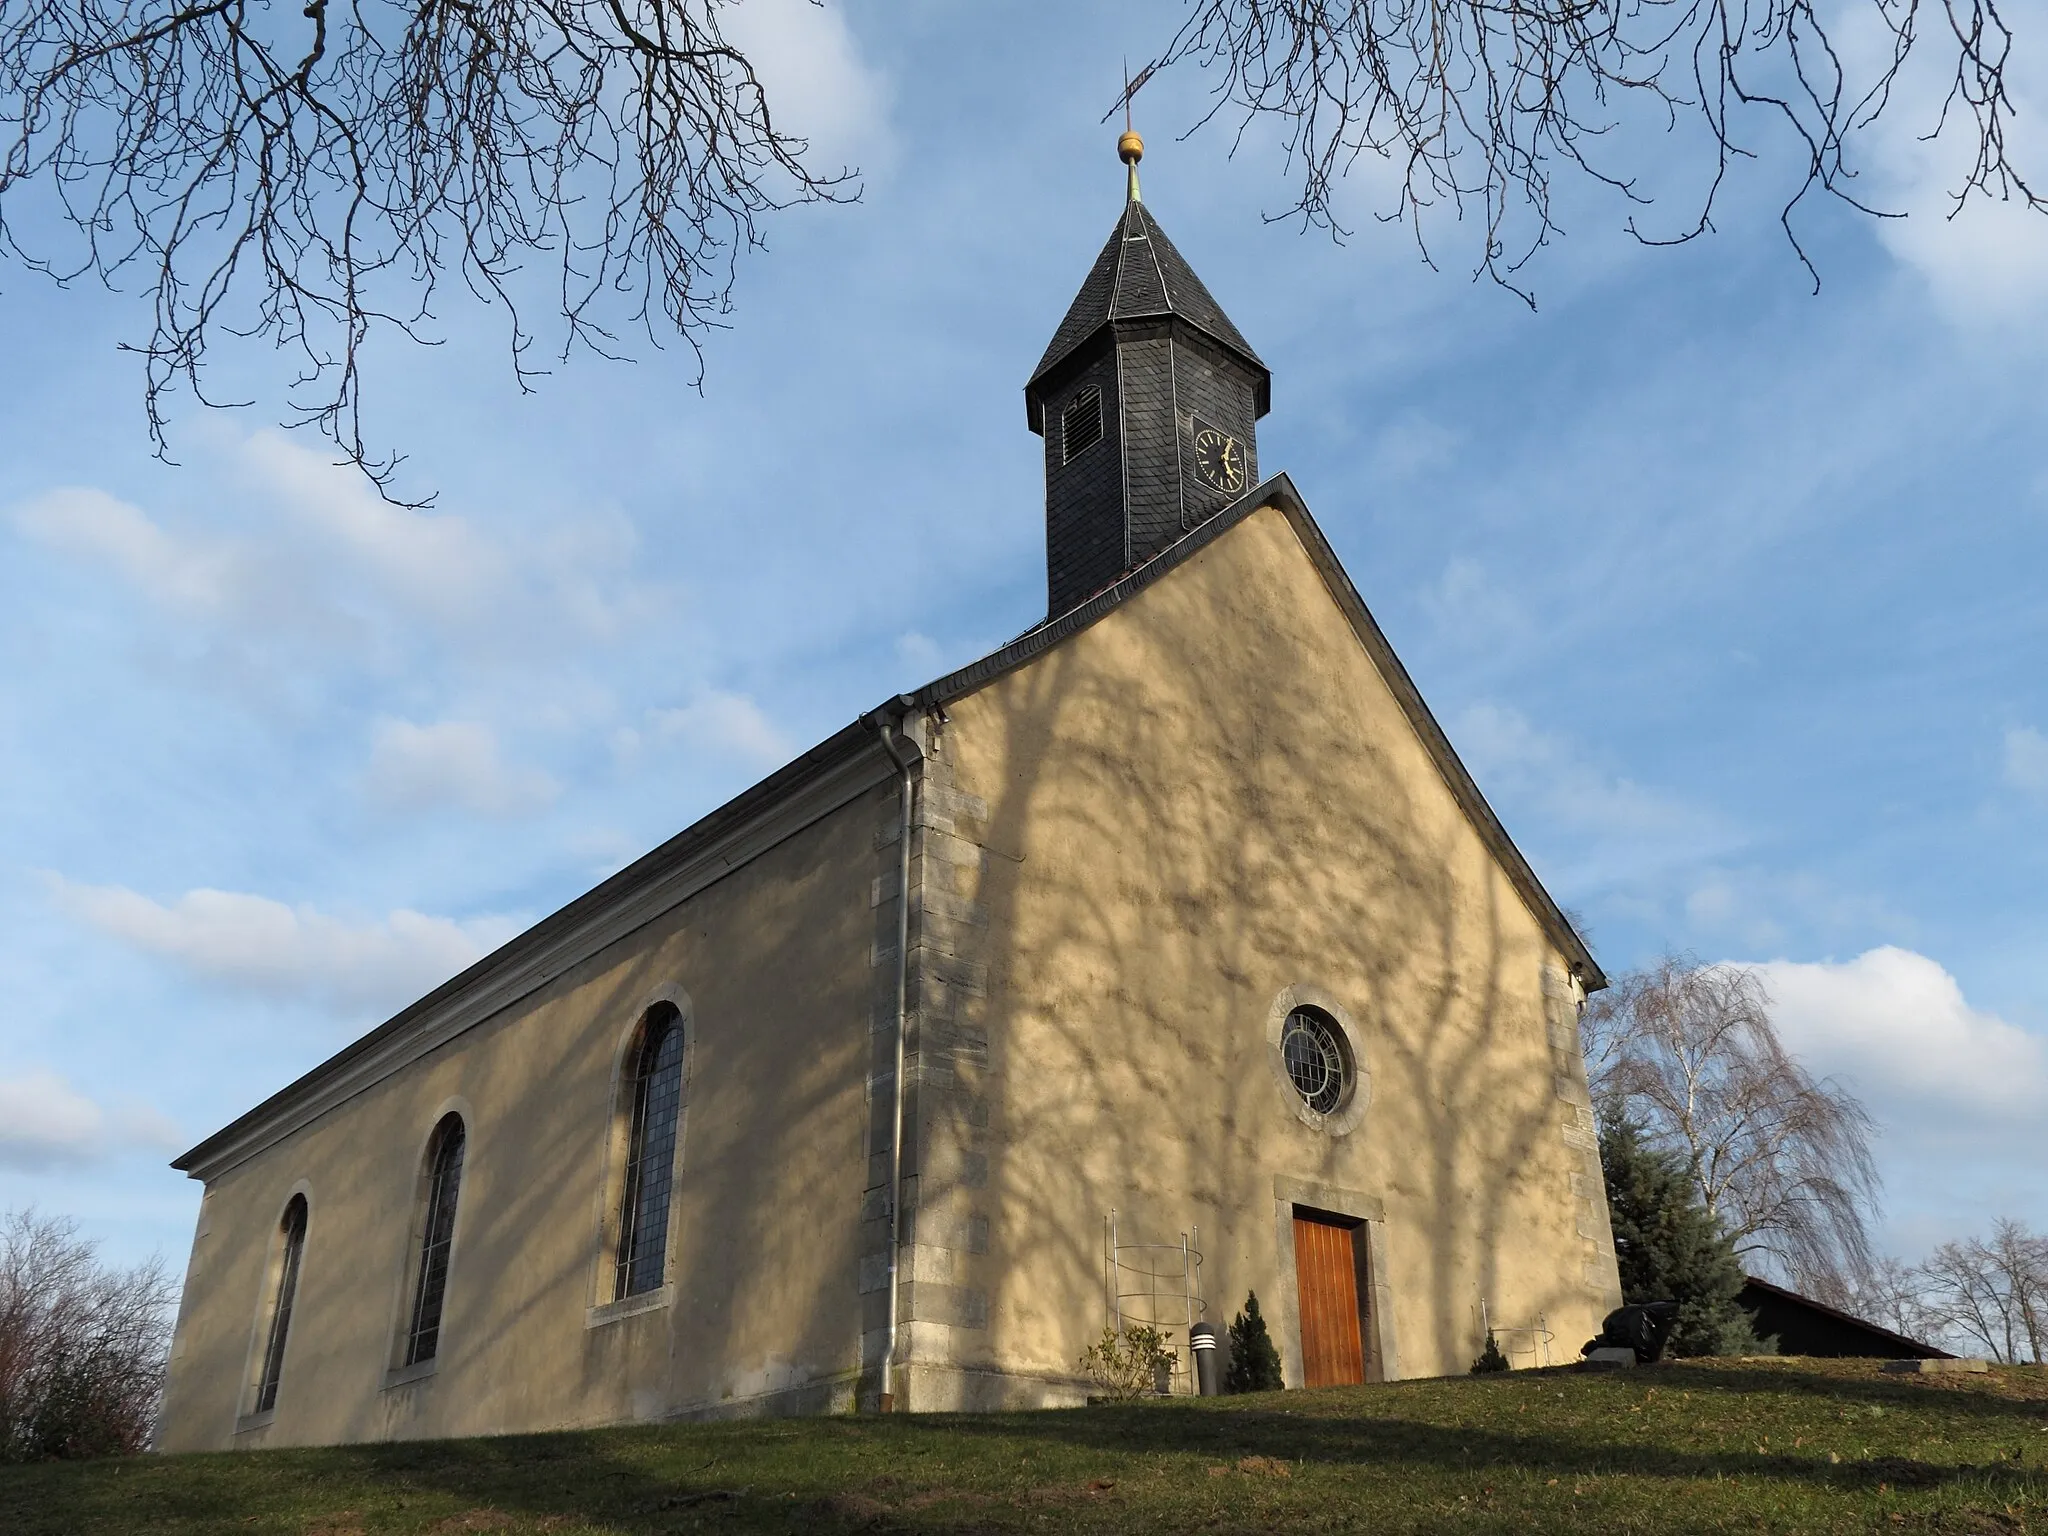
[919,501,1620,1399]
[158,792,881,1452]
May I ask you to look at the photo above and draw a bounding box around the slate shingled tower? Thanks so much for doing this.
[1025,133,1272,618]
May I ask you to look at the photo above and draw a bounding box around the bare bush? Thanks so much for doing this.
[0,0,853,494]
[1917,1218,2048,1363]
[1584,955,1880,1296]
[1147,0,2040,297]
[0,1209,175,1461]
[1078,1323,1177,1401]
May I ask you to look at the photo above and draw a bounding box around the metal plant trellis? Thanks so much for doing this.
[1103,1208,1207,1393]
[1479,1297,1555,1369]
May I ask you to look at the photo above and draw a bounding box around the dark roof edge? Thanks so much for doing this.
[1738,1275,1954,1359]
[909,472,1607,992]
[174,475,1604,1180]
[1027,311,1269,401]
[171,714,898,1177]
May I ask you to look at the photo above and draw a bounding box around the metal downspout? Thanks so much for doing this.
[873,706,922,1411]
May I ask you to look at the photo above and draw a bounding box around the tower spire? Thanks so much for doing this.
[1025,121,1272,618]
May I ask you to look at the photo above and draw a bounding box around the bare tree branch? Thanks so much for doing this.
[0,1208,174,1460]
[1919,1218,2048,1362]
[0,0,856,499]
[1584,953,1882,1295]
[1151,0,2040,301]
[1807,1253,1950,1347]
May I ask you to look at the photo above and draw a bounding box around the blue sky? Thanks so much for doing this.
[2,0,2044,1277]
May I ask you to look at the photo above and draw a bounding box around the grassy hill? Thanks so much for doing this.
[4,1358,2044,1534]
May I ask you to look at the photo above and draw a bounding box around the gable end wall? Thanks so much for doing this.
[909,501,1620,1401]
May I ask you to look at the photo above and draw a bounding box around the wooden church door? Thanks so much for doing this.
[1292,1210,1370,1387]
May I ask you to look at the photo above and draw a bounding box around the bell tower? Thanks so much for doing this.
[1025,130,1271,618]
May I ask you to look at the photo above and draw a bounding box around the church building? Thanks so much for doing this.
[156,132,1622,1451]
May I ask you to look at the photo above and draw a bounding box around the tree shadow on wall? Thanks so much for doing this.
[955,518,1581,1394]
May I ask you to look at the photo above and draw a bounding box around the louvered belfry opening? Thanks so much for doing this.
[1025,197,1270,619]
[1061,387,1103,462]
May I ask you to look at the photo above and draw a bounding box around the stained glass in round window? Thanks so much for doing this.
[1281,1007,1350,1116]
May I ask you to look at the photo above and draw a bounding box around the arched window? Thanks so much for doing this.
[615,1004,685,1299]
[255,1195,307,1414]
[403,1115,466,1366]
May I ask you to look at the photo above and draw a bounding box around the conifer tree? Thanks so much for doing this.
[1600,1115,1766,1358]
[1224,1291,1285,1392]
[1471,1329,1510,1373]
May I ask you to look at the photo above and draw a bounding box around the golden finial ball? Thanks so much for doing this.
[1118,130,1144,165]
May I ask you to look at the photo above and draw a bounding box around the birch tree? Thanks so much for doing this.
[1583,954,1881,1295]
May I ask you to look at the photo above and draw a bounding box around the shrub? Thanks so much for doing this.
[1224,1291,1284,1393]
[1078,1324,1176,1401]
[0,1209,174,1461]
[1471,1329,1509,1373]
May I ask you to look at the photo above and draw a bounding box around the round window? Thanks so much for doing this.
[1280,1007,1351,1116]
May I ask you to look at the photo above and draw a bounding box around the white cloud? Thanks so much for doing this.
[1752,947,2048,1118]
[1682,867,1916,954]
[0,1070,180,1170]
[48,877,522,1014]
[9,487,238,613]
[646,691,792,767]
[234,431,515,627]
[719,0,892,170]
[896,631,943,672]
[365,717,559,816]
[1840,7,2048,325]
[1421,558,1528,649]
[1370,412,1461,483]
[2004,726,2048,796]
[1454,703,1728,848]
[6,430,655,674]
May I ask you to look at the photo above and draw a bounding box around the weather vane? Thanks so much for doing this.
[1104,57,1157,203]
[1101,57,1159,127]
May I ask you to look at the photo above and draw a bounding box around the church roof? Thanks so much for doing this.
[173,474,1602,1180]
[1027,201,1267,399]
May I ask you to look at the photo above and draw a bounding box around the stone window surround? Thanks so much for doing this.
[1268,1175,1401,1390]
[1263,983,1372,1137]
[234,1179,314,1434]
[586,984,693,1328]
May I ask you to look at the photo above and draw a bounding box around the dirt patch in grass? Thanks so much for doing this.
[1235,1455,1291,1477]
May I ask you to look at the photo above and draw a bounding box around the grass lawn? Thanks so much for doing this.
[4,1358,2045,1534]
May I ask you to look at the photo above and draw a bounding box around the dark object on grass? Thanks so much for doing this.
[1582,1301,1681,1363]
[1224,1292,1284,1393]
[1471,1329,1510,1373]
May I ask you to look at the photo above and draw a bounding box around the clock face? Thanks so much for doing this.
[1192,422,1246,494]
